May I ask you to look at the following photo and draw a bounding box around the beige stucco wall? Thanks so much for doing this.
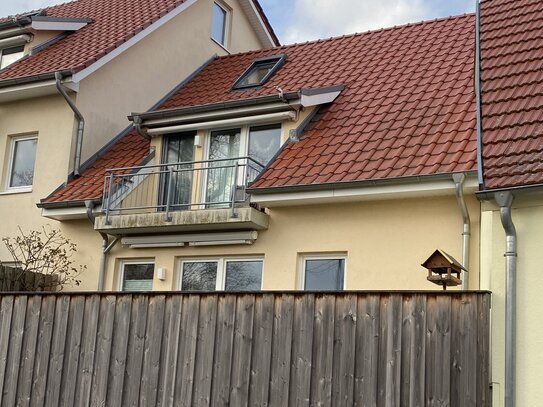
[91,194,480,291]
[75,0,264,165]
[480,196,543,407]
[0,95,76,260]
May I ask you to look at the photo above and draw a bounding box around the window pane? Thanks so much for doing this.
[249,124,281,169]
[122,263,154,291]
[1,46,24,69]
[206,129,240,206]
[9,138,37,188]
[305,259,345,290]
[225,261,262,291]
[237,61,276,87]
[182,261,218,291]
[212,2,227,45]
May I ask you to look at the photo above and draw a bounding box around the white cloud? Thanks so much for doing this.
[0,0,66,18]
[282,0,432,43]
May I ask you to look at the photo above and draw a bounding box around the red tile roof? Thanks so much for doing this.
[43,14,477,204]
[0,0,278,83]
[480,0,543,189]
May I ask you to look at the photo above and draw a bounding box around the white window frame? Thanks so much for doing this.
[299,253,347,290]
[211,1,231,50]
[178,256,264,291]
[118,259,155,291]
[5,134,38,192]
[0,45,25,70]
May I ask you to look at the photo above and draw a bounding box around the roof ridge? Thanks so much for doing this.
[216,13,475,61]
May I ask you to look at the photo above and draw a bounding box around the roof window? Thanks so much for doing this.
[0,46,25,70]
[233,54,286,89]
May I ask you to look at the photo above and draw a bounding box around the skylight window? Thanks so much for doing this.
[233,55,286,89]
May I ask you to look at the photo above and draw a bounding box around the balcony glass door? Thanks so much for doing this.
[205,129,240,206]
[161,132,195,210]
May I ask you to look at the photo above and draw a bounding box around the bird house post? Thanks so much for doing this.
[421,249,466,290]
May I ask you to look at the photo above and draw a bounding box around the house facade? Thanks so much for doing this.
[0,0,278,289]
[40,14,481,293]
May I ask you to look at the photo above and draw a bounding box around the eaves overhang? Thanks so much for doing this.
[248,171,478,207]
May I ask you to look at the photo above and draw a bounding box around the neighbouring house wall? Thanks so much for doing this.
[0,95,76,260]
[75,0,264,165]
[73,194,480,291]
[480,196,543,407]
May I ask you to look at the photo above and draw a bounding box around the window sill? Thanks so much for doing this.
[210,37,231,54]
[0,188,33,196]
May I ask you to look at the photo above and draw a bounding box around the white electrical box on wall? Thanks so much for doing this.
[157,267,167,281]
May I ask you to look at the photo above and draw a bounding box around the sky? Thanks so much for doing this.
[1,0,475,44]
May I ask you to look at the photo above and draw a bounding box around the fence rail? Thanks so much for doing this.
[0,291,490,406]
[102,156,265,224]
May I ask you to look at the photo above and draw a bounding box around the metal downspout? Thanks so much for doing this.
[132,115,151,139]
[55,72,84,176]
[85,201,119,291]
[495,191,517,407]
[453,173,471,289]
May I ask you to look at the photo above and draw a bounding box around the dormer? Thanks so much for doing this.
[0,11,92,70]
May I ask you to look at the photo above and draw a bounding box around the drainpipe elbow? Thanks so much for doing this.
[133,115,151,140]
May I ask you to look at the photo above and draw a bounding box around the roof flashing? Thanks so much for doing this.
[232,54,286,90]
[300,84,344,107]
[30,16,92,32]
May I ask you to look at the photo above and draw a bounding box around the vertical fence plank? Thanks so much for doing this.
[0,295,14,404]
[477,294,491,407]
[90,295,117,406]
[310,294,335,406]
[157,295,183,407]
[3,295,27,405]
[30,295,56,406]
[45,295,71,406]
[192,294,218,406]
[354,294,380,406]
[16,295,42,406]
[400,294,426,407]
[140,294,166,407]
[288,294,315,407]
[229,294,255,406]
[332,294,357,406]
[425,295,452,407]
[106,294,133,407]
[269,294,295,406]
[122,294,149,407]
[211,294,236,406]
[451,294,477,407]
[59,295,85,407]
[174,295,200,407]
[248,294,274,406]
[73,295,100,407]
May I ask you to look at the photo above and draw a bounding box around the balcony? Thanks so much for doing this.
[95,157,270,235]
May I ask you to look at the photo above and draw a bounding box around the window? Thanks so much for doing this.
[302,255,346,290]
[6,136,38,190]
[120,261,154,291]
[233,55,286,89]
[211,1,228,47]
[180,258,263,291]
[248,124,281,166]
[0,46,24,69]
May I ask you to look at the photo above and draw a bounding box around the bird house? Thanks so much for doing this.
[421,249,466,290]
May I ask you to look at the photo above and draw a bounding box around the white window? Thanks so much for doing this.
[211,1,229,47]
[0,46,24,69]
[180,257,263,291]
[301,254,346,290]
[6,135,38,191]
[120,260,155,291]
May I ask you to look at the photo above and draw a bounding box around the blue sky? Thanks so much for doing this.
[1,0,475,44]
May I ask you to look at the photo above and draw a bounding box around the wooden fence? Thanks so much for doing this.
[0,265,59,292]
[0,291,490,406]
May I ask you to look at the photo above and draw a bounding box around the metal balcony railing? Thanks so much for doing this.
[102,157,265,224]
